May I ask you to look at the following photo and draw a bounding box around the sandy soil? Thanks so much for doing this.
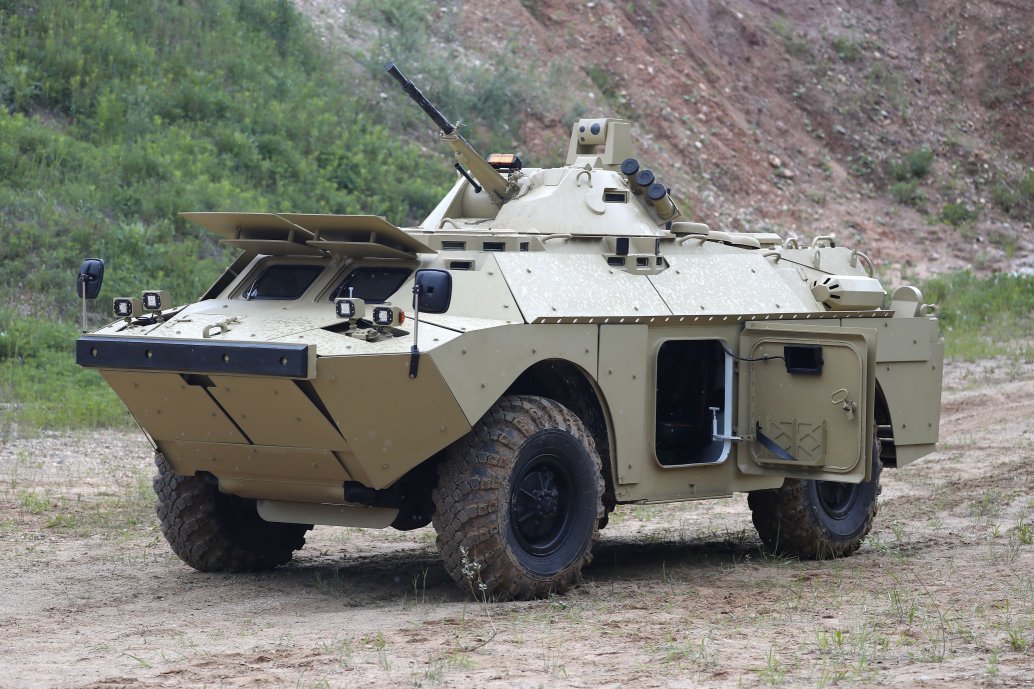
[1,359,1033,689]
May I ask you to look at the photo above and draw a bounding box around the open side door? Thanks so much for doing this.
[738,322,876,483]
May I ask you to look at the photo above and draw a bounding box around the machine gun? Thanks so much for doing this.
[385,62,516,206]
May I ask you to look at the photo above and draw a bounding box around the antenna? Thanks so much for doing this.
[409,282,422,378]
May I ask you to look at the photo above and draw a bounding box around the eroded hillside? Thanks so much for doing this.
[298,0,1034,279]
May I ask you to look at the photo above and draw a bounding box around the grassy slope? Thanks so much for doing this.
[0,0,454,427]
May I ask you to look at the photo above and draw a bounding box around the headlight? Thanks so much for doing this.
[113,297,143,319]
[335,298,366,320]
[372,306,403,327]
[141,290,171,312]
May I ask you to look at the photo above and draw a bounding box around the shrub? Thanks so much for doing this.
[891,180,926,207]
[941,202,978,226]
[888,147,933,181]
[991,170,1034,222]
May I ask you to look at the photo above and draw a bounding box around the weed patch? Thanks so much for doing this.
[920,271,1034,360]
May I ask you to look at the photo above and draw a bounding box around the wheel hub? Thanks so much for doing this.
[510,454,572,555]
[816,479,859,519]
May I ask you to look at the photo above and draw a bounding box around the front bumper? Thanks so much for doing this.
[76,335,315,379]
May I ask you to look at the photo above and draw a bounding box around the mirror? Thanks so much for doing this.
[413,269,452,314]
[77,258,105,300]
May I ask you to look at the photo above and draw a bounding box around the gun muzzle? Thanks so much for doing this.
[384,62,455,135]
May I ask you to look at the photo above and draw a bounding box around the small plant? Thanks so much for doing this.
[758,646,787,686]
[1007,627,1028,652]
[459,546,489,601]
[972,491,1005,518]
[986,650,1000,679]
[889,148,934,181]
[831,36,864,62]
[941,202,978,226]
[991,170,1034,220]
[891,180,926,208]
[19,491,49,514]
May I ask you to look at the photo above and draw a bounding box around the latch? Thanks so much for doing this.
[830,388,856,421]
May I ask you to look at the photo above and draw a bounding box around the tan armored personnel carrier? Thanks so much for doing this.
[76,65,943,600]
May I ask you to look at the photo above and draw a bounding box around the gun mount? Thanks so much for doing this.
[385,62,516,206]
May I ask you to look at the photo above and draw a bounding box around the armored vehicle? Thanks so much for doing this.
[76,65,943,600]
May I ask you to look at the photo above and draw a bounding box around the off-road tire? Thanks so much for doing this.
[747,441,882,559]
[153,452,311,572]
[433,395,604,600]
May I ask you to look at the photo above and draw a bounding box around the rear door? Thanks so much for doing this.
[738,322,876,483]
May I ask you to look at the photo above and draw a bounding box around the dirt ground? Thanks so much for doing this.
[1,358,1032,689]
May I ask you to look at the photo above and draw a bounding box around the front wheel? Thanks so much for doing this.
[747,441,882,559]
[153,452,311,572]
[432,395,604,600]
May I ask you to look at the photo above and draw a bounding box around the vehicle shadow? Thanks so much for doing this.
[221,530,769,605]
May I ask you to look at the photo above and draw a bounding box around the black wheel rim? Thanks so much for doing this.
[510,452,573,556]
[815,480,860,520]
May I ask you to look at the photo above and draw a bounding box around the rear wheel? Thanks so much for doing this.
[153,452,310,572]
[432,395,604,600]
[747,441,882,559]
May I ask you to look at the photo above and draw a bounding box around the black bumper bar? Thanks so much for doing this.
[76,335,315,379]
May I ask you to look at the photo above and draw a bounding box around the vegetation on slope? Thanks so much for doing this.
[0,0,454,427]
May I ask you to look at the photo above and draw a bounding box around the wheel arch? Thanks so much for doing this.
[874,377,895,467]
[504,359,617,512]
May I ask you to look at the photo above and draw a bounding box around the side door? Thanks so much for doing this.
[737,321,877,483]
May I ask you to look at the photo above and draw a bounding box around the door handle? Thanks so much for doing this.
[830,388,856,421]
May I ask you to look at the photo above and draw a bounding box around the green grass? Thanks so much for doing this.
[0,0,464,430]
[0,0,452,321]
[0,309,130,428]
[920,271,1034,360]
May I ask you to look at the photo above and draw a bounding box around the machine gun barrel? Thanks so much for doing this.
[385,62,455,135]
[384,62,514,205]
